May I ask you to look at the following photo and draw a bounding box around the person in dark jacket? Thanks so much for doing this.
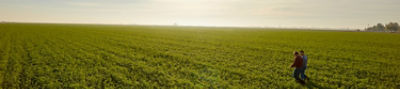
[291,51,304,82]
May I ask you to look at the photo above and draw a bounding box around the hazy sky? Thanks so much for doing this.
[0,0,399,29]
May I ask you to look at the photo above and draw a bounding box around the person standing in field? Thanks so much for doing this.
[291,51,304,83]
[300,50,309,80]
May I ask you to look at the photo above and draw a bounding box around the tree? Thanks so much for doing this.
[365,23,385,31]
[376,23,385,31]
[385,22,399,32]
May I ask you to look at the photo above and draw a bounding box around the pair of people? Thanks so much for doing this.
[291,50,308,83]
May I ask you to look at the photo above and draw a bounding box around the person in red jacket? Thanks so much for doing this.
[291,51,304,83]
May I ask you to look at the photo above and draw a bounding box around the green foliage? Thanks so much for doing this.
[0,23,400,88]
[366,23,385,31]
[365,22,400,32]
[385,22,400,32]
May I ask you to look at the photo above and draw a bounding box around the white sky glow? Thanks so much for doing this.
[0,0,399,29]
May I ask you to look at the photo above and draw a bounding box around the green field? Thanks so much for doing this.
[0,23,399,88]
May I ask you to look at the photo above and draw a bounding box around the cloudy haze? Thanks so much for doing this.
[0,0,399,29]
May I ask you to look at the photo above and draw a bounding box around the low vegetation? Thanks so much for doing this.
[0,23,399,88]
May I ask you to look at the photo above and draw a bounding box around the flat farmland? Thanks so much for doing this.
[0,23,399,88]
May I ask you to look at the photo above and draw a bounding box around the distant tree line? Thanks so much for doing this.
[365,22,399,32]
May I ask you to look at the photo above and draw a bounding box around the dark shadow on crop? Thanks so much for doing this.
[305,80,331,89]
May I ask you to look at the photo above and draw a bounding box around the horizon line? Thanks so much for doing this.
[0,21,357,31]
